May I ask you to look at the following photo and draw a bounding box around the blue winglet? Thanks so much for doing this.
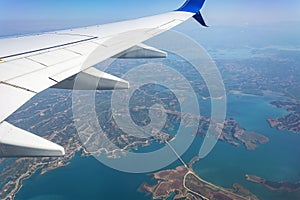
[176,0,208,27]
[176,0,206,13]
[193,12,208,27]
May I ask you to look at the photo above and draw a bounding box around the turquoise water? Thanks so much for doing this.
[16,93,300,200]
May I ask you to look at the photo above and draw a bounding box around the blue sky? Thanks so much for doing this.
[0,0,299,36]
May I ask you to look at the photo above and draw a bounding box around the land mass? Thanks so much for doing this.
[0,91,268,199]
[245,174,300,193]
[140,159,259,200]
[211,118,269,150]
[0,85,269,199]
[5,48,300,199]
[267,100,300,134]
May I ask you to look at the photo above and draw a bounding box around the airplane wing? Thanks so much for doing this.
[0,0,207,157]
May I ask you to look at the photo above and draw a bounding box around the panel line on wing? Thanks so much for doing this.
[26,57,49,67]
[64,48,84,56]
[54,32,98,38]
[48,77,59,83]
[0,36,98,60]
[0,81,37,94]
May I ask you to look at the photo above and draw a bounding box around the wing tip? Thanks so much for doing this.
[176,0,206,14]
[175,0,208,27]
[193,12,209,27]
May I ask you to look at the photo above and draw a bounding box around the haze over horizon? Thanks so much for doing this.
[0,0,299,36]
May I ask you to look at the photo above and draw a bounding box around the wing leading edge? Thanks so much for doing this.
[0,0,207,157]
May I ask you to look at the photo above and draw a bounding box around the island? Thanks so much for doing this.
[245,174,300,193]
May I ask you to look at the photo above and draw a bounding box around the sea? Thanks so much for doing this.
[15,93,300,200]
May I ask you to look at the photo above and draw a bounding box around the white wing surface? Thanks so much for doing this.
[0,0,207,157]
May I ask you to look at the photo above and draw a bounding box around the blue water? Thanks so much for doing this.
[16,93,300,200]
[194,94,300,200]
[16,154,149,200]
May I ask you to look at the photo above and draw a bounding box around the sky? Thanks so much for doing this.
[0,0,299,36]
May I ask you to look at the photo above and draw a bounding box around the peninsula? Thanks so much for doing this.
[141,160,259,200]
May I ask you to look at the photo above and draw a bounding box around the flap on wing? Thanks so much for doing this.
[0,122,65,157]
